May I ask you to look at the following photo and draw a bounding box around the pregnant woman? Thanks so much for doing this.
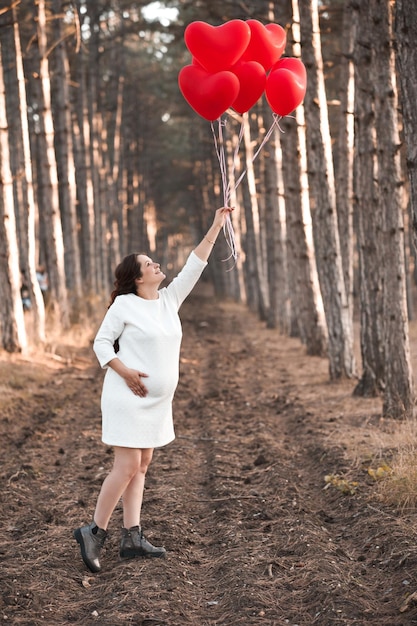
[74,206,232,573]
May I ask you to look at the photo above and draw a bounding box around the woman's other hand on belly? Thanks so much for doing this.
[107,358,149,397]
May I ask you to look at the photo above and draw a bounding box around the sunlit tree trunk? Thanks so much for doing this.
[36,0,69,326]
[352,0,385,398]
[225,121,246,303]
[70,8,97,293]
[1,5,45,344]
[298,0,355,379]
[263,113,290,331]
[242,111,269,319]
[106,72,125,272]
[83,1,108,292]
[335,3,356,320]
[0,8,26,265]
[282,0,327,355]
[125,143,144,253]
[0,43,27,352]
[50,0,82,298]
[371,0,414,418]
[395,0,417,253]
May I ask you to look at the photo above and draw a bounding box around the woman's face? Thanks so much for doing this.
[136,255,166,287]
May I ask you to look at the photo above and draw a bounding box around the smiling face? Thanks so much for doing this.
[136,255,166,290]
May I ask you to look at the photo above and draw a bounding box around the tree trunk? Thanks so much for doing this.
[84,1,108,292]
[281,0,327,355]
[70,6,97,293]
[1,5,45,344]
[50,0,82,299]
[352,0,385,397]
[263,111,290,331]
[225,120,246,303]
[36,0,69,326]
[395,0,417,252]
[298,0,355,379]
[371,0,414,418]
[0,42,27,352]
[335,3,356,320]
[240,112,269,320]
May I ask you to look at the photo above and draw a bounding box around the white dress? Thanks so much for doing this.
[93,251,207,448]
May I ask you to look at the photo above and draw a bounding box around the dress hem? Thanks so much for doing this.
[101,435,175,449]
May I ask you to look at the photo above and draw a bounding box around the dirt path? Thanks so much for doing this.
[1,286,417,625]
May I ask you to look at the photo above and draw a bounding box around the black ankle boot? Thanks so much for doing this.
[120,526,166,559]
[73,521,107,572]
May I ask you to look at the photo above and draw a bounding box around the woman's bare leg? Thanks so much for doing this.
[121,448,153,528]
[93,447,153,530]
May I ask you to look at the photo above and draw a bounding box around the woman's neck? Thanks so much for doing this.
[136,285,159,300]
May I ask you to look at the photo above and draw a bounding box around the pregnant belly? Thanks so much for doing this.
[144,370,179,398]
[104,366,179,401]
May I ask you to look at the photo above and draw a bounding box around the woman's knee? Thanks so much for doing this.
[139,448,154,474]
[114,447,153,478]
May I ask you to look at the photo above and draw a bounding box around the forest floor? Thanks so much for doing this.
[2,282,417,625]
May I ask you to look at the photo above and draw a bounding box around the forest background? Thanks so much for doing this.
[4,1,417,623]
[1,0,417,422]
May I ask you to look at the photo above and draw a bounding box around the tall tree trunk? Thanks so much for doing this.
[335,3,356,320]
[0,42,27,352]
[352,0,385,397]
[36,0,69,326]
[125,142,144,252]
[106,72,125,272]
[242,112,269,320]
[395,0,417,252]
[1,5,45,344]
[84,1,108,292]
[263,112,290,331]
[371,0,414,418]
[281,0,327,355]
[50,0,82,298]
[225,121,246,303]
[70,8,97,293]
[298,0,355,379]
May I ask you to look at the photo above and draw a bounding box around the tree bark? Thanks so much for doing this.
[352,0,385,397]
[335,3,356,320]
[281,0,327,355]
[0,42,27,352]
[371,0,414,418]
[298,0,355,379]
[264,115,290,332]
[0,5,45,344]
[50,0,82,298]
[70,5,97,293]
[395,0,417,252]
[242,112,269,320]
[83,1,108,292]
[35,0,69,326]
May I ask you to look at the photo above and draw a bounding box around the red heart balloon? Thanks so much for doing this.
[184,20,251,73]
[230,60,266,114]
[241,20,287,71]
[178,64,240,121]
[265,67,307,117]
[271,57,307,87]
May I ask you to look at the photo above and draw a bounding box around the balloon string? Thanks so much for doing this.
[211,118,238,263]
[222,213,237,266]
[222,120,245,267]
[211,118,228,207]
[224,120,244,206]
[210,113,282,266]
[233,114,281,193]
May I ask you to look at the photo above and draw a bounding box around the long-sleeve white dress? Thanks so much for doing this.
[93,251,207,448]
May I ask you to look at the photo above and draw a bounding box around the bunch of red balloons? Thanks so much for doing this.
[178,19,307,121]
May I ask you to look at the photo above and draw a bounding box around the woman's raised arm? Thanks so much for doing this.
[193,207,234,262]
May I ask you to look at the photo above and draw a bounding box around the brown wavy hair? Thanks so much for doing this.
[109,253,143,307]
